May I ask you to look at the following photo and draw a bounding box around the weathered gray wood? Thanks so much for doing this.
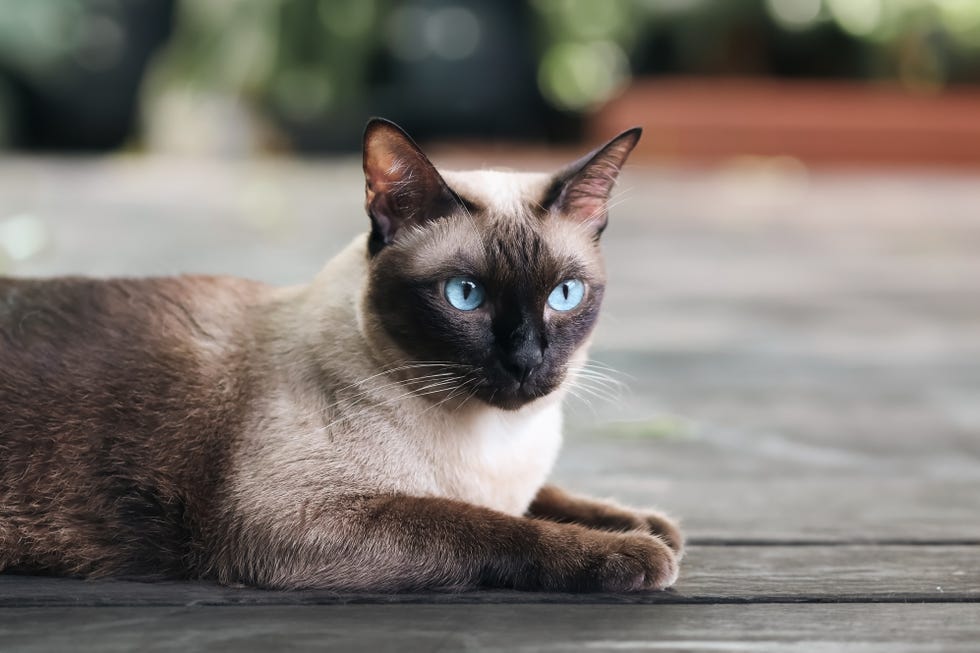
[2,604,980,652]
[553,469,980,542]
[2,545,976,606]
[677,544,980,602]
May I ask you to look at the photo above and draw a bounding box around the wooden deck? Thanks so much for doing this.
[1,157,978,650]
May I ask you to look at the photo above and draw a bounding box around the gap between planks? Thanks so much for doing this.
[690,538,980,546]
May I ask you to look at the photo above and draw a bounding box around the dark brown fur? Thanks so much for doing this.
[203,493,677,592]
[529,485,685,554]
[0,276,261,578]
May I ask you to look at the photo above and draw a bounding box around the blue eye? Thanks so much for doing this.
[445,277,485,311]
[547,279,585,311]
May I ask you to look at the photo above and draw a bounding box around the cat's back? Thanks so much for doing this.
[0,274,265,418]
[0,274,266,577]
[0,274,264,349]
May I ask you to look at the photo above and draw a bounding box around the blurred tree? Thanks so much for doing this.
[0,0,174,150]
[143,0,557,154]
[3,0,979,152]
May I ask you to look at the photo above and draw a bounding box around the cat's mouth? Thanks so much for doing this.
[475,376,558,411]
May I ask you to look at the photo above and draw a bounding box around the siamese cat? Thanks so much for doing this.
[0,119,682,592]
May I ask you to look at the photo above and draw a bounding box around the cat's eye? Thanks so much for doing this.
[547,279,585,312]
[444,277,485,311]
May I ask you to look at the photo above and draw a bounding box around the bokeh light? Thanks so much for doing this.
[766,0,823,30]
[826,0,883,37]
[539,40,630,112]
[1,0,980,152]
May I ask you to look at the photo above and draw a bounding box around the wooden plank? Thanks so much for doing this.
[554,397,980,543]
[676,544,980,603]
[1,545,976,606]
[578,350,980,461]
[653,479,980,542]
[552,466,980,542]
[2,604,980,652]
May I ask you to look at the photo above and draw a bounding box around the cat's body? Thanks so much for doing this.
[0,121,682,592]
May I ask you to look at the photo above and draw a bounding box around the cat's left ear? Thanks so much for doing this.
[545,127,642,239]
[362,118,461,255]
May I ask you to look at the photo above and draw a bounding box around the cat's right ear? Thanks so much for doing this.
[544,127,642,240]
[362,118,460,256]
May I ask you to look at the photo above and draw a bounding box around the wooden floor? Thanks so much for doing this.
[1,157,978,651]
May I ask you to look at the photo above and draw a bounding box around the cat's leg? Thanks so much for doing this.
[226,494,678,592]
[527,485,684,556]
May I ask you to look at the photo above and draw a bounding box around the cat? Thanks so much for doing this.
[0,118,682,592]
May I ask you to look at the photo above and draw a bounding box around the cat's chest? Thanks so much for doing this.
[415,403,564,515]
[235,392,564,519]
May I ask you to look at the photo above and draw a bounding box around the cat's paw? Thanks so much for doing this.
[588,531,679,592]
[638,511,685,558]
[599,509,684,557]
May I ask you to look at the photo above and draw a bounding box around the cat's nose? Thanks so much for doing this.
[503,345,544,384]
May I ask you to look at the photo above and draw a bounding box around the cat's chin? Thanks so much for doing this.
[477,382,556,411]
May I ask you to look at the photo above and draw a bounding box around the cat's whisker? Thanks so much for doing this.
[577,359,625,374]
[322,371,460,416]
[572,373,623,398]
[422,374,482,416]
[329,360,478,411]
[355,376,466,413]
[569,384,616,407]
[319,376,466,433]
[572,384,609,403]
[406,376,470,397]
[325,360,478,407]
[569,386,619,407]
[384,378,480,420]
[563,384,599,417]
[455,381,483,410]
[564,376,619,406]
[570,366,625,383]
[569,360,632,389]
[319,372,471,429]
[566,369,624,394]
[570,373,627,398]
[581,358,633,379]
[330,362,461,396]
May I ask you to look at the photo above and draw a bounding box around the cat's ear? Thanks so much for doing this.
[545,127,642,239]
[362,118,460,255]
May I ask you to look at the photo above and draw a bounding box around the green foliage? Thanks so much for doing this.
[3,0,977,147]
[146,0,384,121]
[532,0,980,105]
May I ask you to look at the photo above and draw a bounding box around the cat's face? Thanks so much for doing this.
[361,119,640,410]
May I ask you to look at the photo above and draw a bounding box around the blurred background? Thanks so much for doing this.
[1,0,980,161]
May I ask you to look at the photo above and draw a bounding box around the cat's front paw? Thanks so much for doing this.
[586,531,679,592]
[639,511,685,558]
[598,509,685,557]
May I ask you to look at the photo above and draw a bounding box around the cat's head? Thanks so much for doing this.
[361,118,640,411]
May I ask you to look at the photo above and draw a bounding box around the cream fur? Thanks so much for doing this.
[231,232,567,529]
[440,169,551,214]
